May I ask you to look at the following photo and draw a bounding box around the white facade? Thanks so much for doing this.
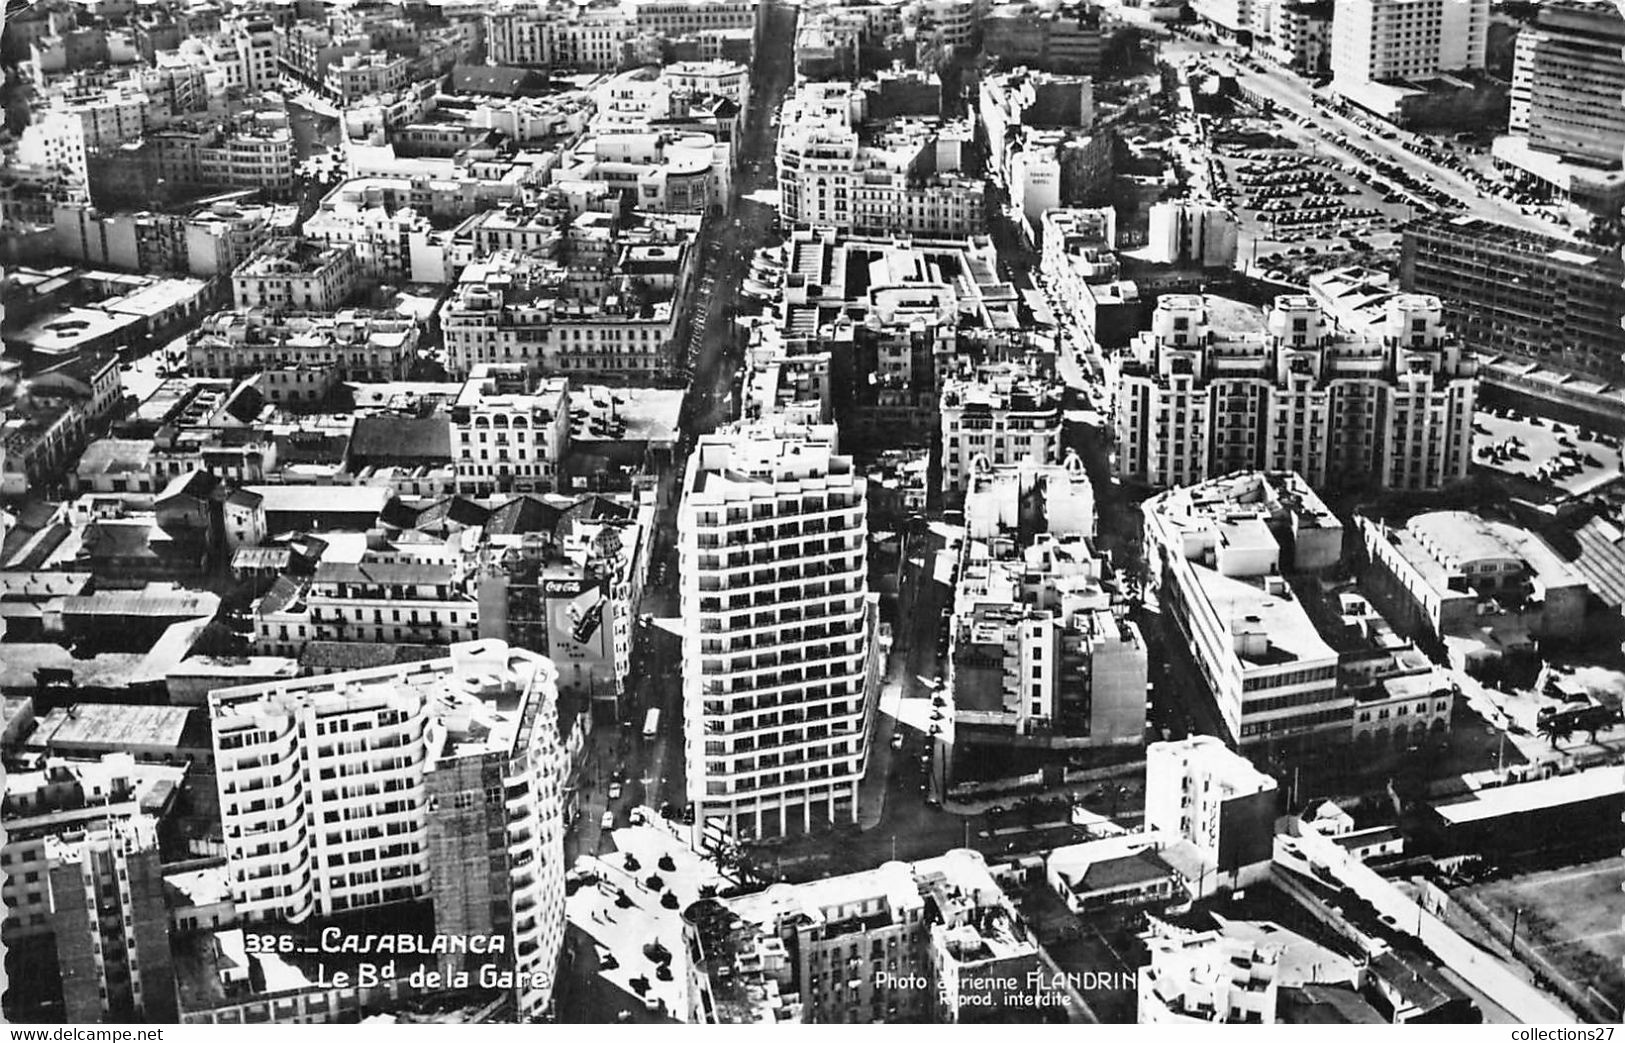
[940,362,1065,497]
[775,83,986,236]
[1142,472,1349,747]
[16,86,150,187]
[1114,294,1477,492]
[1146,201,1239,268]
[210,641,566,1017]
[451,365,571,496]
[1330,0,1488,84]
[677,423,880,841]
[439,250,683,380]
[1145,737,1278,871]
[231,239,360,314]
[1138,917,1280,1024]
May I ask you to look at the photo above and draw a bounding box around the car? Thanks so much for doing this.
[601,811,615,830]
[608,783,623,800]
[891,733,905,750]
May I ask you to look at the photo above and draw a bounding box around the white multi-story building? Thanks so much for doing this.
[677,423,882,841]
[939,360,1065,498]
[1138,917,1280,1024]
[15,84,151,186]
[1145,201,1238,268]
[963,451,1095,540]
[775,82,986,236]
[1190,0,1257,36]
[1144,736,1279,892]
[231,238,360,313]
[187,309,418,382]
[451,365,571,496]
[1113,293,1477,491]
[948,530,1146,745]
[661,59,751,112]
[439,250,685,380]
[1330,0,1488,84]
[628,0,757,35]
[1142,472,1348,749]
[307,554,481,646]
[209,641,566,1017]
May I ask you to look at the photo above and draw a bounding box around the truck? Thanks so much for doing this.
[643,708,660,740]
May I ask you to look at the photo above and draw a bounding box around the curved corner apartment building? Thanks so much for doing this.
[209,640,566,1017]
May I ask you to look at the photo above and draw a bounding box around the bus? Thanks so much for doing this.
[642,708,660,740]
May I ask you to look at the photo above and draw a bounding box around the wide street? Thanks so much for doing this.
[1160,35,1554,237]
[564,0,801,857]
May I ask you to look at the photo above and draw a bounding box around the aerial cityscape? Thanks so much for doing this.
[0,0,1623,1025]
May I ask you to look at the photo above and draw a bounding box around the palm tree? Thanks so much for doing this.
[1537,714,1574,748]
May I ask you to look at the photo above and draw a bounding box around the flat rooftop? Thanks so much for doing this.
[1191,564,1336,668]
[212,641,553,763]
[30,703,194,751]
[1433,766,1624,826]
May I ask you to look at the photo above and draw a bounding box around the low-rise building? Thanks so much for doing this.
[439,249,686,381]
[687,849,1046,1024]
[231,239,360,314]
[1138,916,1279,1024]
[1357,509,1593,649]
[186,309,419,383]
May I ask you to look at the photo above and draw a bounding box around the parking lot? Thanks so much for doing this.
[1210,135,1411,276]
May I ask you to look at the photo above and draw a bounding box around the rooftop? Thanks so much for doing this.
[244,483,391,517]
[211,640,554,763]
[1404,511,1588,590]
[1432,765,1624,825]
[29,703,196,752]
[1191,563,1336,668]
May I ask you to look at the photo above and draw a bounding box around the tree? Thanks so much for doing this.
[1537,714,1574,748]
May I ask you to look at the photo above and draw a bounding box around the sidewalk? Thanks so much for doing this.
[858,677,906,830]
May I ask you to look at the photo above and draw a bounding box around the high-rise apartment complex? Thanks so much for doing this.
[677,423,882,841]
[1329,0,1487,83]
[1508,1,1625,166]
[46,819,176,1023]
[210,640,566,1018]
[1112,293,1477,492]
[1400,216,1625,381]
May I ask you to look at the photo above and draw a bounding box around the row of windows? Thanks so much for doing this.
[1240,663,1337,692]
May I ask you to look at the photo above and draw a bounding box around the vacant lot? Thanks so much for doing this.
[1461,859,1625,1021]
